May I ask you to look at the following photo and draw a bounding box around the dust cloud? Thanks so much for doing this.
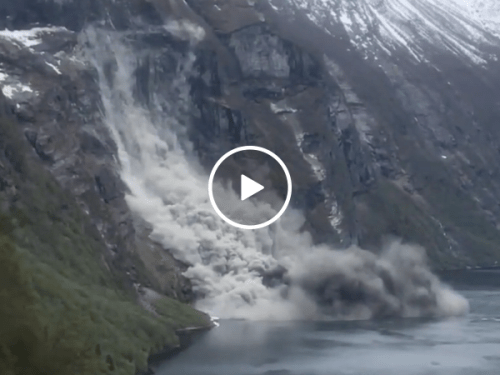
[83,25,469,321]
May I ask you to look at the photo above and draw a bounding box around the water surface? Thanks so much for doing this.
[157,288,500,375]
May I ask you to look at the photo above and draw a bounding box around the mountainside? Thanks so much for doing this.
[284,0,500,63]
[181,0,500,269]
[1,0,500,373]
[266,0,500,262]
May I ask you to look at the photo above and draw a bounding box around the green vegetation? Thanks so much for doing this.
[0,118,209,375]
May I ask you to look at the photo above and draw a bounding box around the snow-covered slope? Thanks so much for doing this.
[466,0,500,34]
[275,0,500,64]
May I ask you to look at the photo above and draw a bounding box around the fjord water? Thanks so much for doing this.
[158,286,500,375]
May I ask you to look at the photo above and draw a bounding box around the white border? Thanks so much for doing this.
[208,146,292,230]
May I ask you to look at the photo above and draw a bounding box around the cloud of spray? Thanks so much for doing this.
[283,240,469,320]
[83,26,469,321]
[164,20,206,43]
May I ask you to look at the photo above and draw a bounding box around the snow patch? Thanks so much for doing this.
[0,27,68,50]
[1,82,35,99]
[328,201,343,234]
[270,101,298,114]
[291,130,326,181]
[304,154,326,181]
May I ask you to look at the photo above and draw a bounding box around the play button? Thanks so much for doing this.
[241,175,264,201]
[208,146,292,230]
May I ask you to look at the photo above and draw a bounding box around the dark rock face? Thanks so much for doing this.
[149,0,500,268]
[0,0,163,31]
[0,22,192,301]
[264,7,500,267]
[1,0,500,308]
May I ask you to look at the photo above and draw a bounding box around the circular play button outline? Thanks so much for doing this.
[208,146,292,230]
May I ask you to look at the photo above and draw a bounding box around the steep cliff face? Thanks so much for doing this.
[146,0,499,268]
[181,0,500,268]
[2,0,498,371]
[0,14,193,300]
[266,0,500,266]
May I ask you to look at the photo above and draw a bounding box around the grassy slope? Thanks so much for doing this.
[0,118,210,375]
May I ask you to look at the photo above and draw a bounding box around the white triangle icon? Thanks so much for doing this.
[241,174,264,201]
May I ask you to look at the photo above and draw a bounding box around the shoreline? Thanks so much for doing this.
[137,323,214,375]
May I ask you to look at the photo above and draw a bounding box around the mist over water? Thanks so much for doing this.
[83,26,469,321]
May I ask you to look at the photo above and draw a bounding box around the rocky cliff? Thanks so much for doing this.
[1,0,500,373]
[179,0,500,268]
